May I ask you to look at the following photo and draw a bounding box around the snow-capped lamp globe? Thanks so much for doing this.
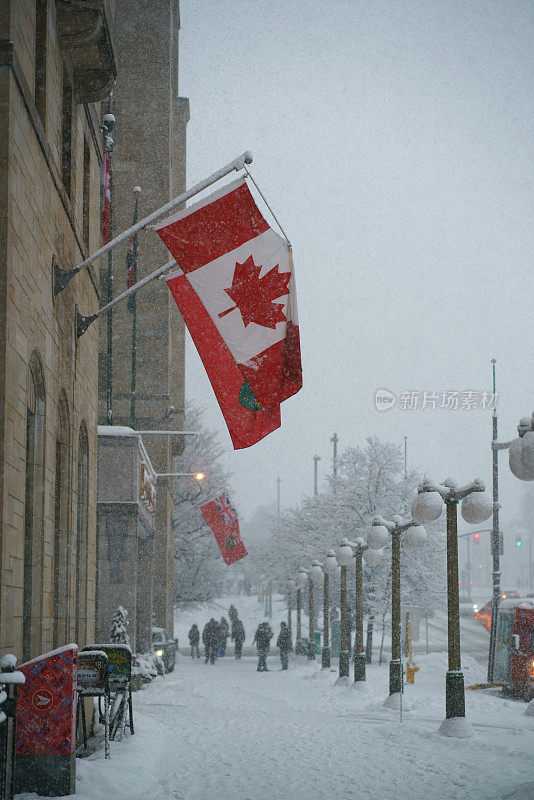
[411,488,443,524]
[366,521,389,550]
[103,112,115,131]
[309,560,324,583]
[353,536,366,549]
[296,568,308,589]
[402,524,427,549]
[335,539,354,566]
[323,550,338,576]
[509,414,534,481]
[363,547,383,567]
[460,491,492,525]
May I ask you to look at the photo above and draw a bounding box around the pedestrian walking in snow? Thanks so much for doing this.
[218,617,230,657]
[232,617,246,659]
[277,621,292,670]
[188,624,200,658]
[202,618,220,664]
[253,621,273,672]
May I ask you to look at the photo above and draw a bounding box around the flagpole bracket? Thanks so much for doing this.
[54,257,80,298]
[76,311,98,339]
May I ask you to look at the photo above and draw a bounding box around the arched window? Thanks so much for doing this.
[23,351,46,662]
[53,390,70,648]
[75,422,89,644]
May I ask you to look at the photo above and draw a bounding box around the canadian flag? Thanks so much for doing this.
[155,177,302,409]
[200,491,248,565]
[166,269,281,449]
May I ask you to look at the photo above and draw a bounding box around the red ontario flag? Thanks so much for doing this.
[155,177,302,410]
[200,491,248,565]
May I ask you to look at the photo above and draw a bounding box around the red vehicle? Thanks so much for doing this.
[493,599,534,701]
[475,591,525,632]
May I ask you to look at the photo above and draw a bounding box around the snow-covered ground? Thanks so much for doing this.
[18,594,534,800]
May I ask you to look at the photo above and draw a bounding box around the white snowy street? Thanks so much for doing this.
[59,596,534,800]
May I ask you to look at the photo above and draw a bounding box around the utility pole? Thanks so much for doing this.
[276,476,281,528]
[331,433,338,494]
[313,455,321,496]
[488,359,502,683]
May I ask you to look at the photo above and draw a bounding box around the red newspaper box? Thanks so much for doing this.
[14,644,77,796]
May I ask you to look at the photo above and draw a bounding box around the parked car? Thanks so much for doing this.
[151,627,177,673]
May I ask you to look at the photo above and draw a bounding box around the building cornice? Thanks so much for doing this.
[55,0,118,103]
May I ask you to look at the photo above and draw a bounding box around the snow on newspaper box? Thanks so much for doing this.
[15,644,77,796]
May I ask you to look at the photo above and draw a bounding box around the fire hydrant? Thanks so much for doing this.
[405,614,419,684]
[406,662,419,684]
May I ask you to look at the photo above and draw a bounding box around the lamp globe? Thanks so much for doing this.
[335,540,354,566]
[412,491,443,524]
[296,569,308,589]
[366,524,389,550]
[363,547,383,567]
[310,561,324,583]
[323,551,338,576]
[460,492,492,525]
[402,525,427,549]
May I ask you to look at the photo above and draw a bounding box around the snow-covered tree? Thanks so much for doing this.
[253,436,447,622]
[110,606,130,645]
[172,405,233,604]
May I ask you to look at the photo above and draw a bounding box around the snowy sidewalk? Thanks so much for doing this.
[30,649,534,800]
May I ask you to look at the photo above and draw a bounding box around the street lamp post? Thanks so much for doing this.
[335,540,354,681]
[412,478,492,736]
[342,537,384,683]
[322,551,338,669]
[287,579,297,641]
[367,516,427,705]
[296,569,308,657]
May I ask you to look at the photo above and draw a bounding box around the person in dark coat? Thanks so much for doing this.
[202,618,220,664]
[232,618,246,659]
[276,621,292,670]
[253,621,273,672]
[188,624,200,658]
[218,617,230,657]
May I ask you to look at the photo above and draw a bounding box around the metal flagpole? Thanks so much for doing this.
[130,187,140,429]
[105,95,114,425]
[76,259,177,337]
[54,152,254,296]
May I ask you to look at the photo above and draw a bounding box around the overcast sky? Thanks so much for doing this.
[179,0,534,545]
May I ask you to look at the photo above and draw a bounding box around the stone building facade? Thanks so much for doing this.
[97,0,189,636]
[96,427,156,653]
[0,0,117,662]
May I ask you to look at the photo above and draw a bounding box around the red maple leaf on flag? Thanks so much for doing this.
[218,255,290,329]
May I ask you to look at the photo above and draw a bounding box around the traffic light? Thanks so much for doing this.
[474,532,480,545]
[515,536,522,548]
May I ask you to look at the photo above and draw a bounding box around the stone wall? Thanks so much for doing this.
[0,0,116,661]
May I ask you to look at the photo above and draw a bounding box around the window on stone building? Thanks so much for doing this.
[34,0,47,125]
[61,64,73,196]
[82,137,90,249]
[23,351,46,662]
[75,422,89,644]
[53,391,71,648]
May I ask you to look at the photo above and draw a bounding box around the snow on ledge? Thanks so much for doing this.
[98,425,138,437]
